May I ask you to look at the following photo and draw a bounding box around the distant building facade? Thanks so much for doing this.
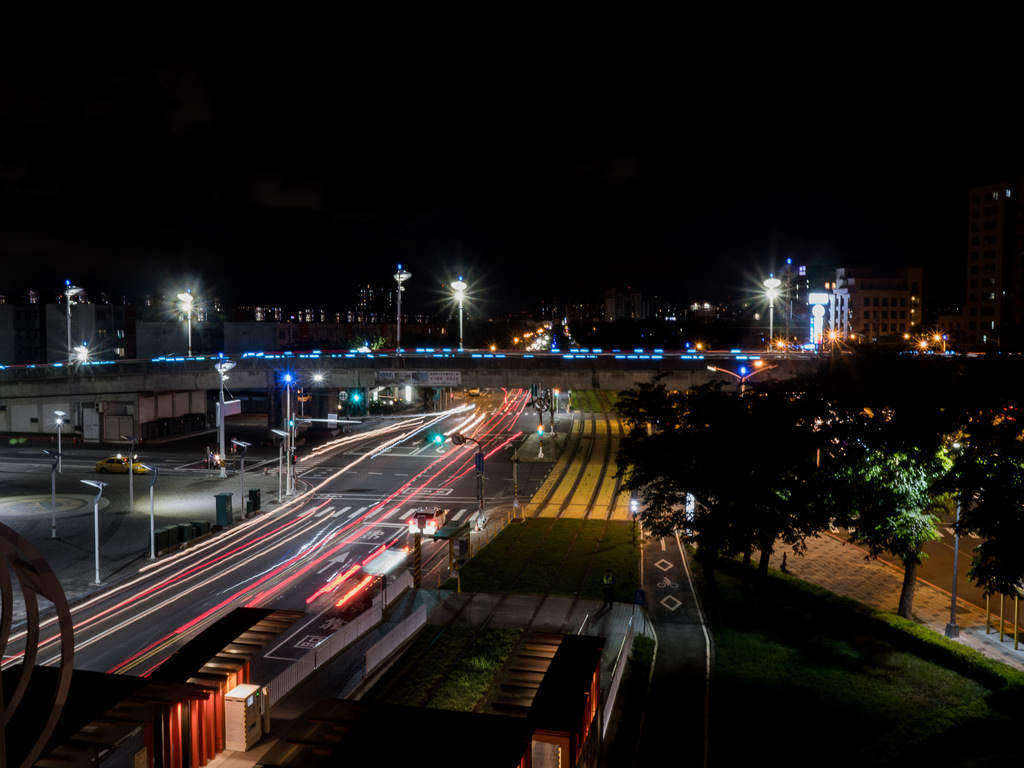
[963,180,1023,349]
[828,267,923,342]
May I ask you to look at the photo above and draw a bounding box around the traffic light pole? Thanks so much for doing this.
[451,432,486,530]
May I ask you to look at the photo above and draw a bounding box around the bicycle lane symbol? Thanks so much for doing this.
[653,558,682,610]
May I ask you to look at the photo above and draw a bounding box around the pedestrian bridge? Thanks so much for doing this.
[0,348,822,441]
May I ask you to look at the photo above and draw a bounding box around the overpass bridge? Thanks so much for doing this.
[0,348,822,442]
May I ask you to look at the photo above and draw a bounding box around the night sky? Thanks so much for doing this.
[0,34,1016,319]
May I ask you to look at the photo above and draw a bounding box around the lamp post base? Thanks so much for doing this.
[945,622,960,639]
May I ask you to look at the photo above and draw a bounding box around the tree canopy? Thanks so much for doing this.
[614,351,1021,619]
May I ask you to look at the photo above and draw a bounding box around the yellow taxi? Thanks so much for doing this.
[95,455,149,474]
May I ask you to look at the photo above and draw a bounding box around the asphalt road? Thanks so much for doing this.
[0,390,550,676]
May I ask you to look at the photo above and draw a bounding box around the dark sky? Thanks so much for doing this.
[0,34,1017,318]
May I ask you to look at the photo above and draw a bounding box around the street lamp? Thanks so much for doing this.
[451,432,486,530]
[120,434,137,515]
[763,275,781,352]
[707,363,778,396]
[271,428,288,502]
[946,442,963,638]
[44,449,60,538]
[81,479,107,584]
[177,289,194,357]
[451,277,468,352]
[143,465,159,559]
[74,344,89,363]
[232,439,251,517]
[282,373,296,496]
[394,264,411,353]
[54,410,67,473]
[215,359,236,479]
[64,280,83,365]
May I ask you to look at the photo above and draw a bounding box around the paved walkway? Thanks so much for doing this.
[769,531,1024,671]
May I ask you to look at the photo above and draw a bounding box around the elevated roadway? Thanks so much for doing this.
[0,348,822,440]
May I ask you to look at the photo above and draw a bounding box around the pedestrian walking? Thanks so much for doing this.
[601,569,615,611]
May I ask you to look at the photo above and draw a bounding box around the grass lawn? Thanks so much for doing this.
[702,559,1024,767]
[363,626,522,712]
[442,519,638,601]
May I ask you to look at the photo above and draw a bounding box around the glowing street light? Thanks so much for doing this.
[763,275,782,351]
[64,280,83,365]
[215,359,236,479]
[394,264,411,353]
[54,410,67,473]
[451,277,468,351]
[81,479,107,584]
[282,373,296,496]
[707,362,778,396]
[177,289,194,356]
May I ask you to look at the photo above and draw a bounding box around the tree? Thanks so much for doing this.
[938,404,1024,597]
[804,352,957,619]
[822,447,944,619]
[616,375,822,583]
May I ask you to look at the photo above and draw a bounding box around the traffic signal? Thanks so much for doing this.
[425,431,445,445]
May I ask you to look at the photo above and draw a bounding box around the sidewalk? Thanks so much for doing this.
[771,531,1024,672]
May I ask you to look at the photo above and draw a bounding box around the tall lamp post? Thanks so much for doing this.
[44,449,60,538]
[451,433,486,530]
[177,289,194,357]
[81,479,107,584]
[54,410,67,473]
[763,275,781,352]
[394,265,411,353]
[232,439,251,517]
[451,277,467,352]
[64,281,83,365]
[120,434,137,515]
[282,373,296,496]
[143,465,159,559]
[946,442,963,638]
[707,363,778,396]
[271,428,288,502]
[215,360,236,479]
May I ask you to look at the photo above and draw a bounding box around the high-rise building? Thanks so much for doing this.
[963,181,1023,349]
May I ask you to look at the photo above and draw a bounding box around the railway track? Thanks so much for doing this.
[398,393,634,701]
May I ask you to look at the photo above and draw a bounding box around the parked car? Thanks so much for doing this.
[95,455,149,474]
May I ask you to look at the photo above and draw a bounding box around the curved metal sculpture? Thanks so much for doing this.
[0,523,74,768]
